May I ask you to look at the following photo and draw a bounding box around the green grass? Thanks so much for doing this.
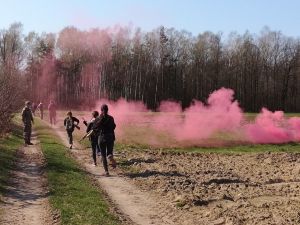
[35,120,120,225]
[165,142,300,154]
[0,118,24,217]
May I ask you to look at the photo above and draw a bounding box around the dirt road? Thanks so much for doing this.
[50,123,176,225]
[0,133,54,225]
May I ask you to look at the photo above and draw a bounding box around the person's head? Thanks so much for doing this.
[25,101,31,107]
[67,111,72,117]
[101,104,109,115]
[50,100,53,104]
[92,111,99,118]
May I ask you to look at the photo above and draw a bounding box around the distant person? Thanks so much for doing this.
[64,111,80,149]
[92,104,116,176]
[21,101,34,145]
[37,102,44,119]
[48,100,57,125]
[32,102,37,116]
[83,111,100,166]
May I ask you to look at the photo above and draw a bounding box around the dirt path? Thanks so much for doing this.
[49,122,176,225]
[0,133,54,225]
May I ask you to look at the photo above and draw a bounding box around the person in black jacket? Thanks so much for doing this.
[21,101,34,145]
[64,111,80,149]
[92,104,116,176]
[83,111,100,166]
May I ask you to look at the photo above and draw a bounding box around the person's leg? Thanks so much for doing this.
[28,125,32,144]
[99,142,109,174]
[91,140,97,165]
[54,113,56,125]
[107,141,116,168]
[23,124,28,144]
[67,130,73,148]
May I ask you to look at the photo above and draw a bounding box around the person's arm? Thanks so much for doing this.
[111,117,116,130]
[63,118,66,126]
[31,111,34,123]
[21,109,25,123]
[73,117,80,125]
[83,120,88,127]
[86,122,92,133]
[92,116,103,131]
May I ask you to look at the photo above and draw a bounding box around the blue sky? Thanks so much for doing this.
[0,0,299,37]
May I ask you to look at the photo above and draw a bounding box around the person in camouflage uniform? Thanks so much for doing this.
[22,101,34,145]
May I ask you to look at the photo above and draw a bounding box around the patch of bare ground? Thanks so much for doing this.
[0,133,57,225]
[117,150,300,225]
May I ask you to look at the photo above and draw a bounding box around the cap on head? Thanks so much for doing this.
[67,111,72,116]
[101,104,108,113]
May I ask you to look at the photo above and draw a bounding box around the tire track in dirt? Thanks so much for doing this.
[48,122,176,225]
[0,133,55,225]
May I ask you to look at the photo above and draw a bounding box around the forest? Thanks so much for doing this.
[1,23,300,126]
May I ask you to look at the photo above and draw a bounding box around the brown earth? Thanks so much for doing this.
[117,150,300,225]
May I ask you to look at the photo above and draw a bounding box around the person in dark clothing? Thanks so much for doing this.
[64,111,80,149]
[48,100,57,125]
[22,101,34,145]
[92,104,116,176]
[83,111,100,166]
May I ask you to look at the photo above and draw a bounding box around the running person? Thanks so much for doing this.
[63,111,80,149]
[83,111,100,166]
[92,104,116,176]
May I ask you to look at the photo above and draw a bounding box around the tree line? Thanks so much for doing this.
[1,23,300,118]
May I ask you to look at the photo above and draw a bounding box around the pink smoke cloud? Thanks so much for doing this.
[85,88,300,147]
[245,108,300,144]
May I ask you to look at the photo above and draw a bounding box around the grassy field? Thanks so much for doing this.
[0,118,24,217]
[35,119,120,225]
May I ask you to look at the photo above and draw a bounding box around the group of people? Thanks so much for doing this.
[30,100,57,124]
[21,100,117,176]
[64,104,116,176]
[21,100,57,145]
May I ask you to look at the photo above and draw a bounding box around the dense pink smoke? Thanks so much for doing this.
[86,88,300,147]
[245,108,300,144]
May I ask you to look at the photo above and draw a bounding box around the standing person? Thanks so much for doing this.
[32,102,36,116]
[37,102,44,120]
[92,104,116,176]
[21,101,34,145]
[48,100,57,125]
[64,111,80,149]
[83,111,100,166]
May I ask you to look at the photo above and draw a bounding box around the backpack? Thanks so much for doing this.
[65,117,74,130]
